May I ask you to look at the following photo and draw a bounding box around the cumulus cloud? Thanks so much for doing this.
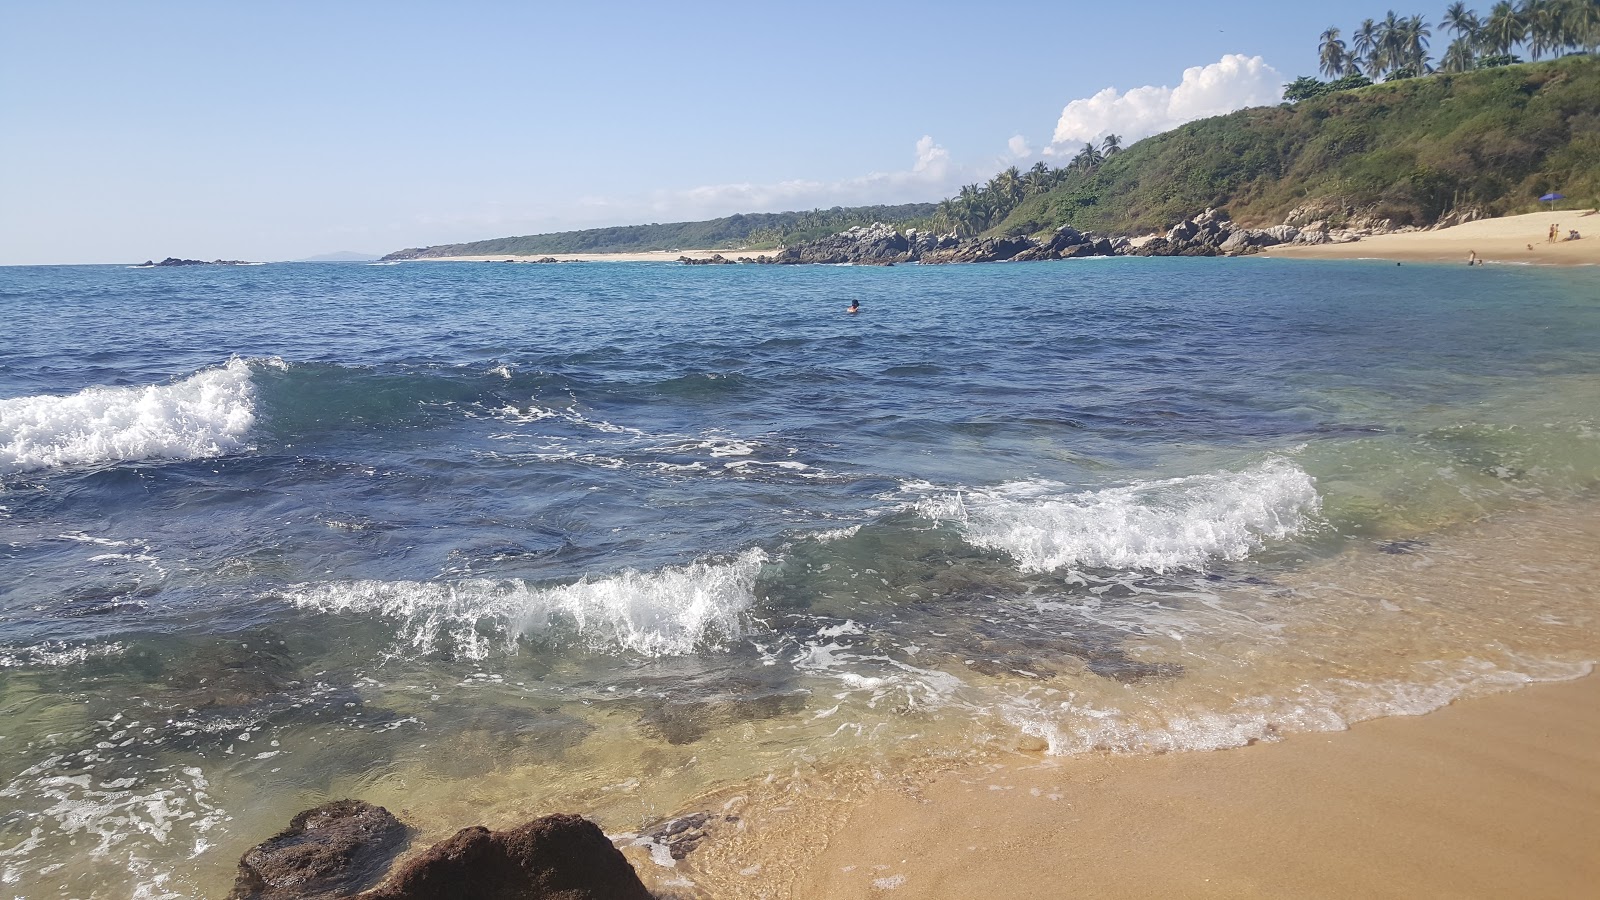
[1048,54,1283,150]
[1007,134,1032,158]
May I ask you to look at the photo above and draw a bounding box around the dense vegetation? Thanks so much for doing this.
[385,204,935,258]
[987,54,1599,237]
[390,51,1598,258]
[1316,1,1599,81]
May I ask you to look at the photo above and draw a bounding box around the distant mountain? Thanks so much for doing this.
[297,251,380,262]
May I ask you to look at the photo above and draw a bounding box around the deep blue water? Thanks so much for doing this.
[2,258,1598,896]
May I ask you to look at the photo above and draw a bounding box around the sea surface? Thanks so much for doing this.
[2,258,1598,897]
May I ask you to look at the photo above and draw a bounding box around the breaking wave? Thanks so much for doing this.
[0,359,256,474]
[286,549,769,659]
[919,458,1320,572]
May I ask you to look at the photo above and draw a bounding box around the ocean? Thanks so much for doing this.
[2,258,1598,897]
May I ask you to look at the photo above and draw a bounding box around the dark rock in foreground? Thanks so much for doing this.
[231,805,652,900]
[228,800,408,900]
[366,814,652,900]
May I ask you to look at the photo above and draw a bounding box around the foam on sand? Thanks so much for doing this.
[918,458,1320,572]
[0,360,256,474]
[286,549,769,659]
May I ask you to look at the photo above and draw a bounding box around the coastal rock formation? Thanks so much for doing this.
[231,806,653,900]
[227,800,408,900]
[366,814,652,900]
[726,221,1119,266]
[678,253,736,265]
[675,203,1417,267]
[138,257,253,267]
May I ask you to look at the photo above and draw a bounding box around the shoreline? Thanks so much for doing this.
[400,209,1600,267]
[393,248,761,263]
[1260,209,1600,266]
[664,670,1600,898]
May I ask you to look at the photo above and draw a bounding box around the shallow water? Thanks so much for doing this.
[1,258,1598,897]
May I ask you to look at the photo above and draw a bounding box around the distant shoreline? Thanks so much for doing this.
[403,210,1600,268]
[399,248,757,264]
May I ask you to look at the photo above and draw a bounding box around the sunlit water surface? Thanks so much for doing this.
[2,258,1598,897]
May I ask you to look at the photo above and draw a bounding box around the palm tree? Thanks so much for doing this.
[1319,27,1352,77]
[1100,134,1123,157]
[1565,0,1600,52]
[1523,0,1563,58]
[1353,18,1381,72]
[1485,1,1527,54]
[1443,0,1480,39]
[1023,161,1052,196]
[1440,35,1479,71]
[1376,10,1405,75]
[1402,14,1432,71]
[1072,143,1104,173]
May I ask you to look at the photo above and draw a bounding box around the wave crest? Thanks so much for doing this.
[919,459,1320,572]
[0,360,256,474]
[286,549,769,659]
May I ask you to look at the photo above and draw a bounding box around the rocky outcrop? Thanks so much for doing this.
[672,198,1443,267]
[227,800,408,900]
[230,805,653,900]
[726,221,1122,266]
[678,253,736,265]
[137,257,253,267]
[366,814,652,900]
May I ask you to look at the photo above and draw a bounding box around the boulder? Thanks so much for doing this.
[366,814,651,900]
[227,800,408,900]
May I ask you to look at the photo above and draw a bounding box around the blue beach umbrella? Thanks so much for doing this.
[1540,192,1565,206]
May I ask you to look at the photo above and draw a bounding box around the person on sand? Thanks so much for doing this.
[1548,224,1557,243]
[847,299,860,314]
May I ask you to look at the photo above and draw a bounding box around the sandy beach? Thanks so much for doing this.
[1262,209,1600,266]
[665,672,1600,899]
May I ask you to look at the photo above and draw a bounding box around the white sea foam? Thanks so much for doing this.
[1003,658,1593,756]
[918,458,1320,572]
[0,360,256,474]
[286,549,769,659]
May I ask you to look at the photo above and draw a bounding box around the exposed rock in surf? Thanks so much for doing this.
[136,257,254,267]
[637,810,740,861]
[227,800,408,900]
[365,814,652,900]
[636,677,810,745]
[678,253,736,265]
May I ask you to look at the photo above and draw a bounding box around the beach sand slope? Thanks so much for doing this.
[791,674,1600,899]
[1263,210,1600,266]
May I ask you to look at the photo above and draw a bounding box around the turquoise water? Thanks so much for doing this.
[2,258,1599,896]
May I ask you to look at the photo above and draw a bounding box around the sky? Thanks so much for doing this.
[1,1,1378,264]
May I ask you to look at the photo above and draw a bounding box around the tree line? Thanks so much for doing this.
[1315,1,1598,83]
[926,136,1123,236]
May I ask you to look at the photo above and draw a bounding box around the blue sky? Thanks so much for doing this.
[2,1,1378,263]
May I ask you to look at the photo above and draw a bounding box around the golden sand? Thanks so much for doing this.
[1262,209,1600,266]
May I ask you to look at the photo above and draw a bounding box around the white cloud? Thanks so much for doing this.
[612,135,966,221]
[1048,54,1283,150]
[1007,134,1032,158]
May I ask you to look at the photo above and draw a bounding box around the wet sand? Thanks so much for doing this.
[1262,210,1600,266]
[752,673,1600,899]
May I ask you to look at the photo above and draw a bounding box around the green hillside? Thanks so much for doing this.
[992,55,1600,237]
[382,204,937,259]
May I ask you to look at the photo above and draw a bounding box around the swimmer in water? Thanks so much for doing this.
[848,299,860,314]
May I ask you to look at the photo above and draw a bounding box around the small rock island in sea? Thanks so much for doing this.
[135,257,255,267]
